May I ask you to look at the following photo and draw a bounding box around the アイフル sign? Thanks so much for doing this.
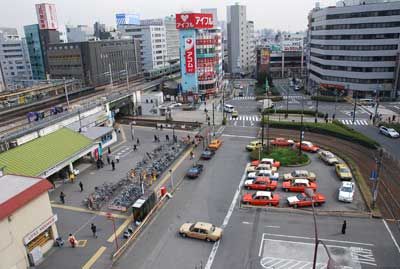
[185,38,196,73]
[176,13,214,29]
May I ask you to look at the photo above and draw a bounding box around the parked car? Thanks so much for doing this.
[246,140,263,151]
[318,150,340,165]
[238,91,244,97]
[247,170,279,181]
[244,176,278,191]
[208,139,222,150]
[282,178,317,192]
[200,149,215,160]
[247,163,277,173]
[241,191,280,206]
[379,126,399,138]
[287,193,326,208]
[232,110,239,118]
[250,158,281,169]
[283,170,316,182]
[271,137,295,147]
[186,164,204,179]
[295,141,320,152]
[179,222,223,242]
[335,163,352,181]
[338,181,355,202]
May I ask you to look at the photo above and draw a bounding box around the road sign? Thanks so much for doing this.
[369,170,377,181]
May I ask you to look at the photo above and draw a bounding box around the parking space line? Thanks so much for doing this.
[81,246,107,269]
[258,233,266,257]
[262,233,374,246]
[51,204,128,219]
[383,219,400,253]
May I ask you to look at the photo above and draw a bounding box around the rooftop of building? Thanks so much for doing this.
[0,173,53,221]
[0,127,93,177]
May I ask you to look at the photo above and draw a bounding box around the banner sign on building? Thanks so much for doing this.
[116,13,140,25]
[36,3,58,30]
[24,214,58,245]
[260,49,270,65]
[185,37,196,73]
[176,13,214,29]
[196,38,215,45]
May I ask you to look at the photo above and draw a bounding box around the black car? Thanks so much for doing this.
[238,91,244,97]
[201,149,215,160]
[186,164,204,179]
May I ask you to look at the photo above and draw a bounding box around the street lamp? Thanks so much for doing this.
[314,86,319,123]
[333,89,338,120]
[304,188,338,269]
[352,90,358,124]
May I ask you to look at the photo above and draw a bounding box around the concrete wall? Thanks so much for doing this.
[0,192,58,269]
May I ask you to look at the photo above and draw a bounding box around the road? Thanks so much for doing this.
[114,79,400,269]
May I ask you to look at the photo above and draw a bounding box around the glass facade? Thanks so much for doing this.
[24,24,46,80]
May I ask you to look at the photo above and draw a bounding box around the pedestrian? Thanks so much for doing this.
[79,182,83,192]
[91,223,97,238]
[173,135,178,143]
[190,150,194,160]
[160,124,163,131]
[154,134,157,142]
[60,191,65,204]
[68,234,77,248]
[156,124,158,130]
[133,144,137,151]
[187,135,191,142]
[341,220,347,234]
[115,155,120,163]
[325,117,328,124]
[166,134,169,141]
[96,159,101,169]
[137,138,140,145]
[111,160,115,171]
[107,155,110,165]
[393,115,396,122]
[108,147,111,154]
[100,158,104,168]
[369,114,373,121]
[332,114,336,120]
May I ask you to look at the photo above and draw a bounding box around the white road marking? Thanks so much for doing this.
[242,221,252,225]
[259,233,266,257]
[204,165,249,269]
[261,233,374,246]
[383,219,400,253]
[222,134,256,139]
[265,225,280,228]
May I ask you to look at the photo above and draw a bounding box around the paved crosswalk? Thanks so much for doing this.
[282,95,306,100]
[232,96,256,100]
[340,119,369,126]
[229,115,260,121]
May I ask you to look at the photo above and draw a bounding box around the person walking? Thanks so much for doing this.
[79,182,83,192]
[68,234,77,248]
[91,223,97,238]
[166,134,169,142]
[160,124,163,131]
[190,151,194,160]
[107,155,110,165]
[137,138,140,145]
[133,144,137,151]
[341,220,347,234]
[115,155,120,163]
[154,134,158,142]
[60,192,65,204]
[108,147,111,154]
[111,160,115,171]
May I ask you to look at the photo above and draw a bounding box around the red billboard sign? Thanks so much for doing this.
[176,13,214,29]
[185,38,196,73]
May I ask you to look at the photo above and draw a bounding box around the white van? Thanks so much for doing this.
[358,98,374,106]
[224,104,235,113]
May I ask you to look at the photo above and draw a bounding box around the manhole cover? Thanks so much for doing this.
[76,240,87,247]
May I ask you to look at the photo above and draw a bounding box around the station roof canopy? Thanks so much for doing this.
[0,128,93,177]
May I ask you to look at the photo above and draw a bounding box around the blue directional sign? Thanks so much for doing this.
[369,170,377,181]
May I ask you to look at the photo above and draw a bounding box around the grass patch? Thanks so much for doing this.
[264,120,379,149]
[250,147,309,166]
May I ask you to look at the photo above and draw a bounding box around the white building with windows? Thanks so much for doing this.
[307,0,400,98]
[0,28,32,91]
[66,25,94,42]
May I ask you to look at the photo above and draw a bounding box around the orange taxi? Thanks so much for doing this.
[208,139,222,150]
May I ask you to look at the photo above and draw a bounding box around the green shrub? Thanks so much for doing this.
[266,120,379,149]
[311,96,346,102]
[264,109,325,118]
[249,147,309,166]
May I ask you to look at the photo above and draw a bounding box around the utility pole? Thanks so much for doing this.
[314,86,319,123]
[286,85,289,118]
[212,102,215,136]
[109,63,113,88]
[334,89,338,120]
[373,85,381,124]
[222,85,225,122]
[299,95,304,156]
[63,77,70,109]
[372,149,384,209]
[126,62,129,91]
[261,112,265,146]
[352,91,357,124]
[266,107,270,153]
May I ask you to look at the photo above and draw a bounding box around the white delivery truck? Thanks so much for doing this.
[258,99,274,112]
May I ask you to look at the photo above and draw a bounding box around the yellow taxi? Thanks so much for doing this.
[232,110,239,118]
[179,222,223,242]
[208,139,222,150]
[246,140,263,151]
[335,163,353,181]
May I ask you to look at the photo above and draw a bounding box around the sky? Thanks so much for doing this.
[1,0,338,36]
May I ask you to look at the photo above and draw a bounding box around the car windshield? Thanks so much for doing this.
[340,168,350,173]
[296,194,305,200]
[341,186,353,192]
[388,128,397,132]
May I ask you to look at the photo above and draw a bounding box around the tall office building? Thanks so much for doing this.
[226,3,256,75]
[24,24,46,80]
[164,15,180,63]
[0,28,32,91]
[66,25,94,42]
[307,0,400,98]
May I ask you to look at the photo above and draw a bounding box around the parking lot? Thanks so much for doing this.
[240,148,367,212]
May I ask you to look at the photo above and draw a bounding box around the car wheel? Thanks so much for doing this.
[284,188,288,192]
[181,233,186,237]
[206,237,212,242]
[266,188,270,191]
[246,186,250,190]
[293,204,298,208]
[314,202,320,206]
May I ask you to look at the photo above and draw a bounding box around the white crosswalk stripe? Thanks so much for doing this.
[232,96,256,100]
[282,95,305,100]
[229,115,260,122]
[340,119,369,126]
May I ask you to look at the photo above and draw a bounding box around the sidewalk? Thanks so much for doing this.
[37,125,198,269]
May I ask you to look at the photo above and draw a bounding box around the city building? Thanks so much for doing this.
[307,0,400,98]
[0,28,32,91]
[93,21,111,40]
[226,3,256,75]
[66,25,94,42]
[24,24,46,80]
[47,39,141,87]
[164,15,180,63]
[176,12,223,97]
[117,19,169,71]
[0,172,58,268]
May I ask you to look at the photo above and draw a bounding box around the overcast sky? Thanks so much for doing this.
[1,0,338,35]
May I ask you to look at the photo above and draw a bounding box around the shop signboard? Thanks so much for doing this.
[185,38,196,73]
[176,13,214,29]
[24,214,58,245]
[260,48,270,65]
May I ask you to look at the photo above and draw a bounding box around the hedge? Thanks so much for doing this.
[249,147,309,166]
[311,96,346,102]
[264,120,379,149]
[264,109,325,118]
